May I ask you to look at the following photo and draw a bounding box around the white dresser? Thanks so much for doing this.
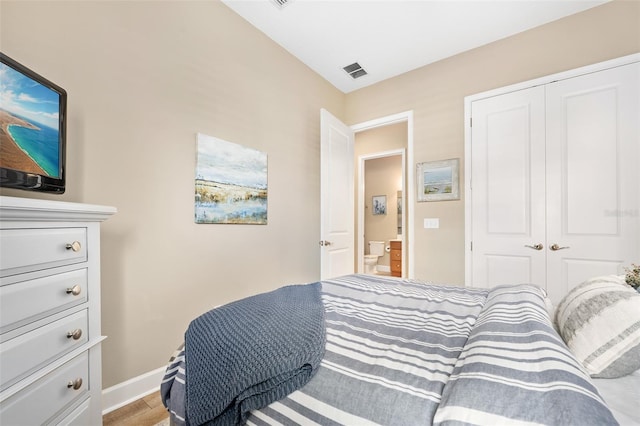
[0,196,116,425]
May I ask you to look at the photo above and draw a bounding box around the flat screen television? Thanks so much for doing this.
[0,52,66,193]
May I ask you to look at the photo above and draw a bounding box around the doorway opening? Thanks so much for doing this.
[359,151,404,276]
[352,111,414,278]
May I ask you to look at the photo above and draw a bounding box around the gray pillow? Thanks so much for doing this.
[555,275,640,378]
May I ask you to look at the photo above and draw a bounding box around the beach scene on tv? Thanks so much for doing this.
[0,62,61,178]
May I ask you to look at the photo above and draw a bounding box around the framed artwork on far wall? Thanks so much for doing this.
[417,158,460,202]
[372,195,387,215]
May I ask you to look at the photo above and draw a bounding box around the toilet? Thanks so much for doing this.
[364,241,385,274]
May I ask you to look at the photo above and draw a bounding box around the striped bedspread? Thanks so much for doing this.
[248,275,488,425]
[162,274,617,425]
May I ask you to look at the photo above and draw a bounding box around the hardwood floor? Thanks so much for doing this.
[103,391,169,426]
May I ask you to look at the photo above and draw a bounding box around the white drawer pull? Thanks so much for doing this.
[66,285,82,296]
[66,329,83,340]
[66,241,82,252]
[67,378,83,390]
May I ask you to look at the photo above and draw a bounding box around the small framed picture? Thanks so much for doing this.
[417,158,460,202]
[372,195,387,215]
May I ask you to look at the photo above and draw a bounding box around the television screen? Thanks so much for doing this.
[0,52,66,193]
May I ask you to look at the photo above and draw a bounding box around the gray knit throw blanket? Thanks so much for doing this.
[185,282,326,426]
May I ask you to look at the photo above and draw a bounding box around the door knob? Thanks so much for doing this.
[319,240,332,246]
[525,243,544,250]
[550,243,570,251]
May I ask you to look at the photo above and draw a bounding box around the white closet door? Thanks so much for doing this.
[470,86,547,289]
[545,62,640,303]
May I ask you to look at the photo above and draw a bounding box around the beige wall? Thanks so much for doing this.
[1,0,638,392]
[345,0,640,285]
[0,1,344,388]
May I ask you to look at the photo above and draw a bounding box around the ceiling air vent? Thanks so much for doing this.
[270,0,292,10]
[343,62,368,79]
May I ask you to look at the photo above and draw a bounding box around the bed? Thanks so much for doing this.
[161,274,638,425]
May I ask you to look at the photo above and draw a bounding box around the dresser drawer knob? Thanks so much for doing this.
[67,378,83,390]
[66,241,82,252]
[66,285,82,296]
[67,329,83,340]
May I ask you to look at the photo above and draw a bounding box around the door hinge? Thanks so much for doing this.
[469,117,472,127]
[470,241,473,251]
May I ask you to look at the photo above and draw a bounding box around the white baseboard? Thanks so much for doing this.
[102,366,166,415]
[377,265,391,273]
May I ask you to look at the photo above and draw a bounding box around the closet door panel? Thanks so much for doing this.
[485,109,530,234]
[562,85,618,235]
[470,86,546,289]
[564,259,626,290]
[545,62,639,303]
[485,255,533,287]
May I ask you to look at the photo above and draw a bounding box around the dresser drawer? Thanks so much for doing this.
[0,310,88,391]
[57,398,91,426]
[0,228,87,276]
[0,269,88,334]
[0,352,89,426]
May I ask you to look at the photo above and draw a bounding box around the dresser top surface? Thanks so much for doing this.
[0,196,116,222]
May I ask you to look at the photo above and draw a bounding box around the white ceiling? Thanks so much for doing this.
[221,0,610,93]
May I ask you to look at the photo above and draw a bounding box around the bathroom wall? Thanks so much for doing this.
[364,156,402,269]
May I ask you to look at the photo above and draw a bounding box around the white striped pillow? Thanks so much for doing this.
[555,275,640,378]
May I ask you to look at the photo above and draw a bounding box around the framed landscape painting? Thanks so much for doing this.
[195,133,267,224]
[417,158,459,202]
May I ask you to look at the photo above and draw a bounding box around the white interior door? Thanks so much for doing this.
[544,62,640,303]
[320,109,354,279]
[470,86,547,289]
